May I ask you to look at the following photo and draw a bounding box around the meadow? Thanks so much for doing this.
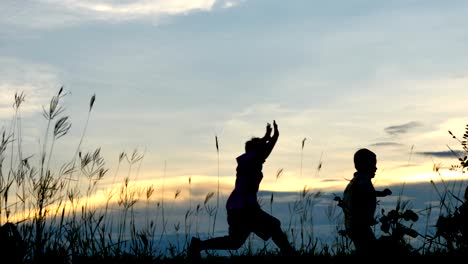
[0,88,467,263]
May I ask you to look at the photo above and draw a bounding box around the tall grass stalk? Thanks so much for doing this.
[158,160,167,247]
[71,94,96,189]
[11,92,26,222]
[34,87,69,259]
[300,138,306,178]
[212,135,220,236]
[185,177,193,248]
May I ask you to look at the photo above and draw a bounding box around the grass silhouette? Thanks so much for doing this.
[0,87,467,263]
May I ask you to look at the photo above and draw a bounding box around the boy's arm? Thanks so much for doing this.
[261,122,272,142]
[263,120,279,159]
[376,188,392,197]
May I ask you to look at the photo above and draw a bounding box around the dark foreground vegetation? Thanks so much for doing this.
[0,88,467,263]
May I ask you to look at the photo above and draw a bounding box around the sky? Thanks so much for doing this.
[2,0,468,253]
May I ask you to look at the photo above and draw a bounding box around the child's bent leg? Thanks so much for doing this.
[272,228,295,256]
[201,233,249,250]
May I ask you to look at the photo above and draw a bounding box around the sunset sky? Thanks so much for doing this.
[1,0,468,218]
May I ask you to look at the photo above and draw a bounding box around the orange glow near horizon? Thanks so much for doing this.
[4,163,466,225]
[88,161,467,205]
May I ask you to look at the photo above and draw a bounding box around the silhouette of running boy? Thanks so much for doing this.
[188,120,294,260]
[342,148,392,256]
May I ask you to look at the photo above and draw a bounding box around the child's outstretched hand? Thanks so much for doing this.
[382,188,392,196]
[273,120,278,132]
[265,122,272,138]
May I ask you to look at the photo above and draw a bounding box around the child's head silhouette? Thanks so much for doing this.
[354,148,377,175]
[245,137,263,153]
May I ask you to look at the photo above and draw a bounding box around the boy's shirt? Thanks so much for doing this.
[343,171,377,229]
[226,152,265,210]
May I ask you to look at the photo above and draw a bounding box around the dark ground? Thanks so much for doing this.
[17,254,463,264]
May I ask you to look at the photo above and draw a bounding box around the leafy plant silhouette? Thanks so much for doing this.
[378,207,419,256]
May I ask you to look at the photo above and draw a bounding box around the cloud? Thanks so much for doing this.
[0,0,242,29]
[384,121,422,135]
[320,178,342,183]
[220,0,245,9]
[417,150,465,158]
[63,0,216,16]
[0,57,62,118]
[370,142,404,147]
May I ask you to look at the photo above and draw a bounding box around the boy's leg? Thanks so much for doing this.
[188,208,250,259]
[253,209,295,255]
[200,208,251,250]
[201,232,249,250]
[188,237,203,262]
[348,226,376,256]
[272,228,295,256]
[187,228,249,261]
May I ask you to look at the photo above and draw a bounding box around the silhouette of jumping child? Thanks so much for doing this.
[188,120,294,261]
[341,148,392,256]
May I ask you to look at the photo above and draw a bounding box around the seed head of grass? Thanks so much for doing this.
[89,94,96,111]
[13,91,26,110]
[43,87,66,120]
[146,185,155,200]
[301,185,309,198]
[119,152,126,163]
[185,210,193,220]
[0,131,13,154]
[317,161,322,171]
[126,149,143,164]
[204,192,214,205]
[80,148,107,178]
[276,168,283,181]
[174,222,180,232]
[54,116,71,139]
[433,162,442,172]
[174,189,181,199]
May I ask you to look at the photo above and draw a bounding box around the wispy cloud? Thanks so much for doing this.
[370,142,404,147]
[384,121,422,135]
[64,0,216,15]
[417,150,465,158]
[0,57,61,118]
[221,0,245,9]
[1,0,242,29]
